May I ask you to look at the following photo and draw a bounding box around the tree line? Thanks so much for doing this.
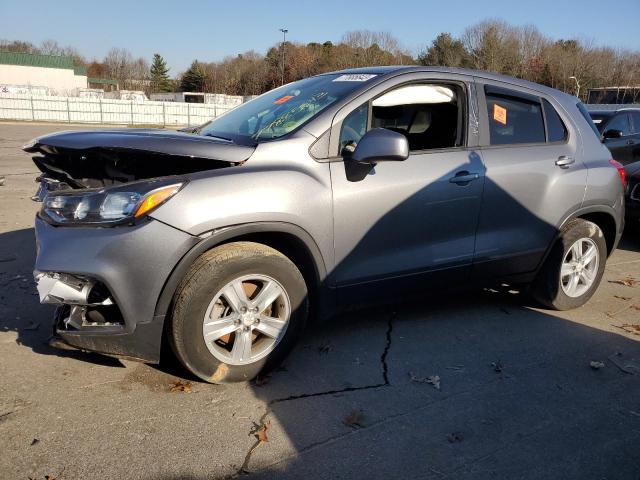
[2,20,639,101]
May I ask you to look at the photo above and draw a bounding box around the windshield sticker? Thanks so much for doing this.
[493,104,507,125]
[592,119,602,124]
[274,95,294,105]
[333,74,377,82]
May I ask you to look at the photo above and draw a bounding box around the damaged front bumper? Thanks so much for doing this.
[34,216,199,362]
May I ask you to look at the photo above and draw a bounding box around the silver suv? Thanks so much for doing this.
[27,67,626,383]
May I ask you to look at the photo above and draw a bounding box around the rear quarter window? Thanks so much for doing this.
[542,98,567,142]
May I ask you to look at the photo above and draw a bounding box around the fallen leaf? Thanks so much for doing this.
[447,432,464,443]
[169,380,192,393]
[254,420,272,443]
[409,372,441,389]
[616,324,640,335]
[343,409,363,429]
[30,438,39,446]
[491,360,503,373]
[590,361,605,370]
[318,342,334,354]
[614,295,632,301]
[609,277,638,287]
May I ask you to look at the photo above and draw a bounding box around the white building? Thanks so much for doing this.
[0,51,87,96]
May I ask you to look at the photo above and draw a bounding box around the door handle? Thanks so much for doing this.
[555,156,575,168]
[449,171,480,184]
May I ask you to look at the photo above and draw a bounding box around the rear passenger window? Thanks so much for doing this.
[542,99,567,142]
[486,92,545,145]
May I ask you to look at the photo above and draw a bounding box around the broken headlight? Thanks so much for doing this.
[41,180,184,225]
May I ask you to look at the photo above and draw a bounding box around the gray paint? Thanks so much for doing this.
[33,67,625,362]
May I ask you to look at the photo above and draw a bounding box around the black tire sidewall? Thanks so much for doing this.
[534,220,607,310]
[171,242,308,383]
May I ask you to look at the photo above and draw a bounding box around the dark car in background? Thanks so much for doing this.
[588,108,640,227]
[589,108,640,165]
[625,161,640,228]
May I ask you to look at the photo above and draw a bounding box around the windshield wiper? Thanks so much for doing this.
[202,133,234,143]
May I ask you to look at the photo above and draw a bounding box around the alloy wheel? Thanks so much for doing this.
[560,237,599,298]
[202,274,291,365]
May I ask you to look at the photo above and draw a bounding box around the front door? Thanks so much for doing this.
[328,78,484,302]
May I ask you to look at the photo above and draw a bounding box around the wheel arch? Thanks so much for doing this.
[154,222,328,319]
[560,206,621,256]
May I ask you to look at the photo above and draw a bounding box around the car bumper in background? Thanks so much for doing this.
[34,216,199,362]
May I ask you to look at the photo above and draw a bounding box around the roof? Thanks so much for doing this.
[0,51,86,76]
[328,65,575,101]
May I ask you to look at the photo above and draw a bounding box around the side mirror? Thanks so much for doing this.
[350,128,409,165]
[603,129,623,139]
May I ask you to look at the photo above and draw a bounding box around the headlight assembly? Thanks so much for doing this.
[41,180,184,226]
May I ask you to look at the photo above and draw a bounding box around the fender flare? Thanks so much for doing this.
[533,205,622,278]
[153,221,328,317]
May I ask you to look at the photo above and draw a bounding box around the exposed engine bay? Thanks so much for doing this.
[24,128,255,195]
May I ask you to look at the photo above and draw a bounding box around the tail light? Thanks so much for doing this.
[609,159,627,189]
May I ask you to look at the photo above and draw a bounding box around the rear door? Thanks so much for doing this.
[473,82,587,280]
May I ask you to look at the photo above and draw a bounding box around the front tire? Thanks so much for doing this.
[532,219,606,310]
[170,242,308,383]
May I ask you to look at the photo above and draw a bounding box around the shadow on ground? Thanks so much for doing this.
[2,225,640,479]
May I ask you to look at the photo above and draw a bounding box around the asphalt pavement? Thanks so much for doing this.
[1,123,639,479]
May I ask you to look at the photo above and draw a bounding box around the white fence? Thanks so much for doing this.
[0,94,238,126]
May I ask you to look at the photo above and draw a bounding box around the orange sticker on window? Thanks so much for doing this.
[493,104,507,125]
[274,95,293,105]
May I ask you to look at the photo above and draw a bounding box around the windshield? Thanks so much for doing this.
[199,73,378,144]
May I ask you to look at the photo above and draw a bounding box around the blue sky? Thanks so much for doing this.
[1,0,638,74]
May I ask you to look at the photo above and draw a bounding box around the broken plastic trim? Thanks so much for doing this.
[35,271,113,306]
[35,272,125,329]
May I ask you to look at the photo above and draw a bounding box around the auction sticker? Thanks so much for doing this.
[274,95,294,105]
[493,104,507,125]
[333,74,377,82]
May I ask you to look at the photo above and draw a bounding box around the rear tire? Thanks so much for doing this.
[170,242,308,383]
[532,219,606,310]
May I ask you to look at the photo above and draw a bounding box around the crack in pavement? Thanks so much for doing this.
[231,308,396,477]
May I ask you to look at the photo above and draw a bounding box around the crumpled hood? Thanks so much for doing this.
[25,128,255,189]
[25,128,255,164]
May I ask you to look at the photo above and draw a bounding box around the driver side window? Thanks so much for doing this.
[338,83,463,155]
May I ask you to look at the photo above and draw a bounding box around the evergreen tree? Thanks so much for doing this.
[150,53,172,92]
[180,60,206,92]
[418,33,471,68]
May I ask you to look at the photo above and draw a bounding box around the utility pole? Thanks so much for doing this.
[569,76,581,99]
[279,28,288,86]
